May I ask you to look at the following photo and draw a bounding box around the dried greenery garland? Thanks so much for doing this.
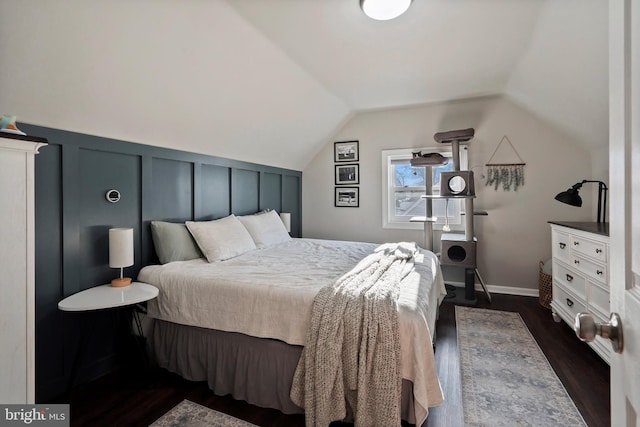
[484,135,526,191]
[485,165,525,191]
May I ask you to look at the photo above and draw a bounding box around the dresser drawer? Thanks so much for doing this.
[553,284,587,320]
[552,229,571,263]
[553,261,586,297]
[589,311,612,364]
[570,234,607,263]
[571,254,607,284]
[589,282,610,318]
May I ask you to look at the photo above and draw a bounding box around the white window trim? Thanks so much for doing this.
[381,146,468,230]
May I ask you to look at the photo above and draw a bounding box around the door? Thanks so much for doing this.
[609,1,640,425]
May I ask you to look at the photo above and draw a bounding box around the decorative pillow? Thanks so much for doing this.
[186,215,256,262]
[150,221,203,264]
[238,210,292,248]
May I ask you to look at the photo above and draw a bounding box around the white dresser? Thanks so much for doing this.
[0,133,47,403]
[549,221,610,364]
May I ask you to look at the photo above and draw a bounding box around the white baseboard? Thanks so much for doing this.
[445,281,539,298]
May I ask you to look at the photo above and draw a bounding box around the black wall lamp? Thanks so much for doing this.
[555,180,608,223]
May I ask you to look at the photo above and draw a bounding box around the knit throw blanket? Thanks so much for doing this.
[290,242,418,427]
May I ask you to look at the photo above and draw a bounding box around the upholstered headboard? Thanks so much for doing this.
[25,123,301,401]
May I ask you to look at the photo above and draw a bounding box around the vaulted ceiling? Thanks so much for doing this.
[0,0,608,170]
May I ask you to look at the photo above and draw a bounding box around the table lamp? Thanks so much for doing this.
[109,227,134,287]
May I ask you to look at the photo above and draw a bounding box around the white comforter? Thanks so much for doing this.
[139,238,446,424]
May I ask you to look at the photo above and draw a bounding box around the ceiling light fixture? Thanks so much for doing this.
[360,0,412,21]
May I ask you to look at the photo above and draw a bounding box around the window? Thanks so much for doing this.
[382,147,468,230]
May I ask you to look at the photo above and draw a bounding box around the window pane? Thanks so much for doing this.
[431,198,460,223]
[393,193,461,223]
[394,190,425,217]
[383,147,467,229]
[392,158,461,224]
[393,164,426,187]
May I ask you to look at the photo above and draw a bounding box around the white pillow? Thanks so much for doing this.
[186,215,256,262]
[238,210,292,248]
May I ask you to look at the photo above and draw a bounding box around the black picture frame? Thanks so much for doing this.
[335,163,359,185]
[335,187,359,207]
[334,140,359,162]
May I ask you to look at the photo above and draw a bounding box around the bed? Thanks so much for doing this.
[138,212,446,425]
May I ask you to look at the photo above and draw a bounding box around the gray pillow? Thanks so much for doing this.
[238,210,291,248]
[150,221,202,264]
[186,214,257,262]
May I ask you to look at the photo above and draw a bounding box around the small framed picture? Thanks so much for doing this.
[335,187,359,207]
[335,164,359,185]
[334,140,359,162]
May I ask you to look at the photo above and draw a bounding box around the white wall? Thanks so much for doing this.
[303,95,595,292]
[0,0,349,171]
[591,145,609,183]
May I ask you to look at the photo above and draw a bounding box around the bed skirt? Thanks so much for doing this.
[149,319,418,423]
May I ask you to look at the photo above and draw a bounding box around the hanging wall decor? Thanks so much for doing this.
[485,135,526,191]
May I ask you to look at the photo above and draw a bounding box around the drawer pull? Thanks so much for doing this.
[566,274,574,282]
[574,260,580,265]
[573,241,580,246]
[559,243,566,249]
[566,298,574,307]
[597,270,603,275]
[596,248,602,254]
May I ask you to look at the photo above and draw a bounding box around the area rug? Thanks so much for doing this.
[150,400,258,427]
[456,306,586,427]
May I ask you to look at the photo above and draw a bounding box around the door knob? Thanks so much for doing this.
[574,312,624,354]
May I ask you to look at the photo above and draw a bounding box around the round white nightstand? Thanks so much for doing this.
[58,282,159,394]
[58,282,158,312]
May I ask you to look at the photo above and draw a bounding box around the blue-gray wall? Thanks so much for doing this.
[26,123,302,402]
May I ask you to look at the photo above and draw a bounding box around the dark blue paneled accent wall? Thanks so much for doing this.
[25,123,302,402]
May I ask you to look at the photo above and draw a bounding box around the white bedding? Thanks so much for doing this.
[139,238,447,423]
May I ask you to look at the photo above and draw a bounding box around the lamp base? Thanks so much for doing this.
[111,277,132,287]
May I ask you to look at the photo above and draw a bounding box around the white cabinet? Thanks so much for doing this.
[549,222,610,364]
[0,134,47,403]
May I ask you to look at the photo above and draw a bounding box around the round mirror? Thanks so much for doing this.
[105,189,121,203]
[448,176,466,195]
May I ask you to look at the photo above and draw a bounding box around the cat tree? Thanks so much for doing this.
[412,128,491,305]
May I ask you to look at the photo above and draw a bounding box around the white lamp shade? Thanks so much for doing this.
[361,0,412,20]
[109,228,134,268]
[279,212,291,233]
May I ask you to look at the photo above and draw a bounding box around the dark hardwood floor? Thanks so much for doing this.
[426,293,610,427]
[61,293,610,426]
